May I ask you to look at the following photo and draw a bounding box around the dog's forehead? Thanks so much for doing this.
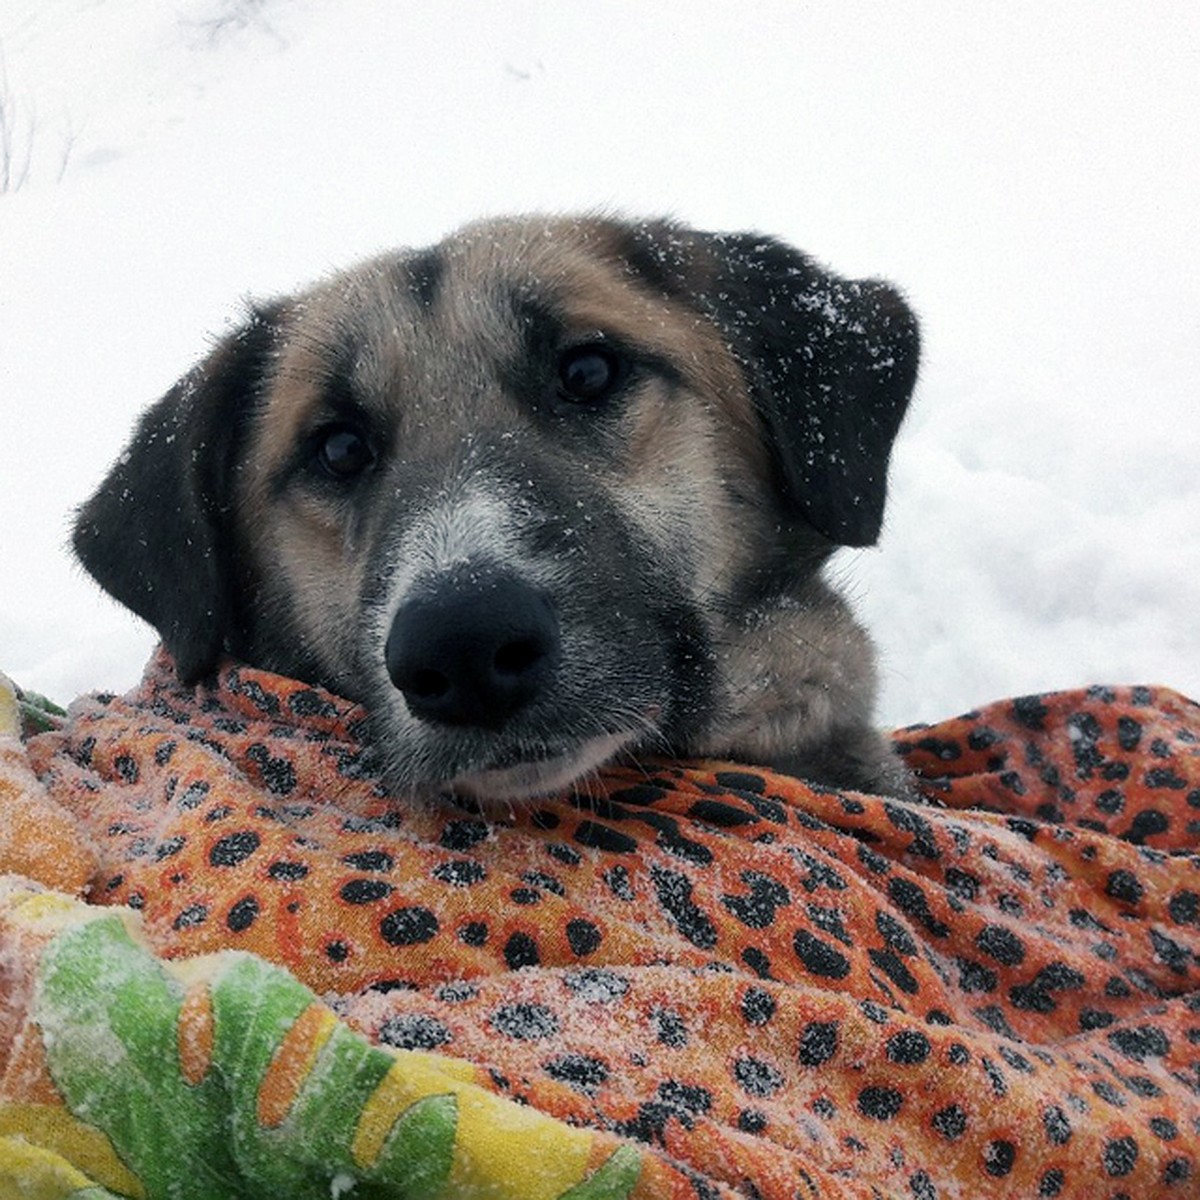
[299,216,723,368]
[252,217,750,475]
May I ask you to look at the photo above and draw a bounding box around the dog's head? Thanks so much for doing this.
[75,215,918,799]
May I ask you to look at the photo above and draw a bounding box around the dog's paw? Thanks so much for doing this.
[769,726,917,799]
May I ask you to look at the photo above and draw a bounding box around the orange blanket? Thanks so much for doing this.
[2,654,1198,1198]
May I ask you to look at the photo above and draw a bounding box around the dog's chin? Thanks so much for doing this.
[447,730,640,803]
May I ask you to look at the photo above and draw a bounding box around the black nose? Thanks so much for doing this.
[385,572,560,729]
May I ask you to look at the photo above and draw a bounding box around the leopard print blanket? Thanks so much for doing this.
[2,653,1197,1198]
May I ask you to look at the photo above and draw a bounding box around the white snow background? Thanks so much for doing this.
[2,0,1198,728]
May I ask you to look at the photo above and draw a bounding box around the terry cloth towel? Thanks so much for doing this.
[0,654,1198,1199]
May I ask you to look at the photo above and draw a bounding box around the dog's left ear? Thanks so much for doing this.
[73,304,283,682]
[624,225,919,546]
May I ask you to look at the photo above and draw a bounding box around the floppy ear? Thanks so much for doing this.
[72,305,282,682]
[624,224,919,546]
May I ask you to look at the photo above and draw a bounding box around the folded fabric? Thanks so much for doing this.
[1,655,1197,1198]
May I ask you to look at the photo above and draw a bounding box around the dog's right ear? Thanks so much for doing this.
[614,220,919,548]
[73,304,284,683]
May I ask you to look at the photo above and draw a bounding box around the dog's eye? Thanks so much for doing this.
[557,344,625,404]
[316,425,374,480]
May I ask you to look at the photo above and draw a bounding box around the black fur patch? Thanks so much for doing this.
[405,247,444,309]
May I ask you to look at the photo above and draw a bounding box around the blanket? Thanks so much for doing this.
[1,654,1197,1199]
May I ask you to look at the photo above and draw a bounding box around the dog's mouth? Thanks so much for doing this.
[447,729,640,802]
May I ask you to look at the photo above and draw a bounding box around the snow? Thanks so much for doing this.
[2,0,1198,726]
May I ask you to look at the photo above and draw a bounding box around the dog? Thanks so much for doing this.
[73,215,920,802]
